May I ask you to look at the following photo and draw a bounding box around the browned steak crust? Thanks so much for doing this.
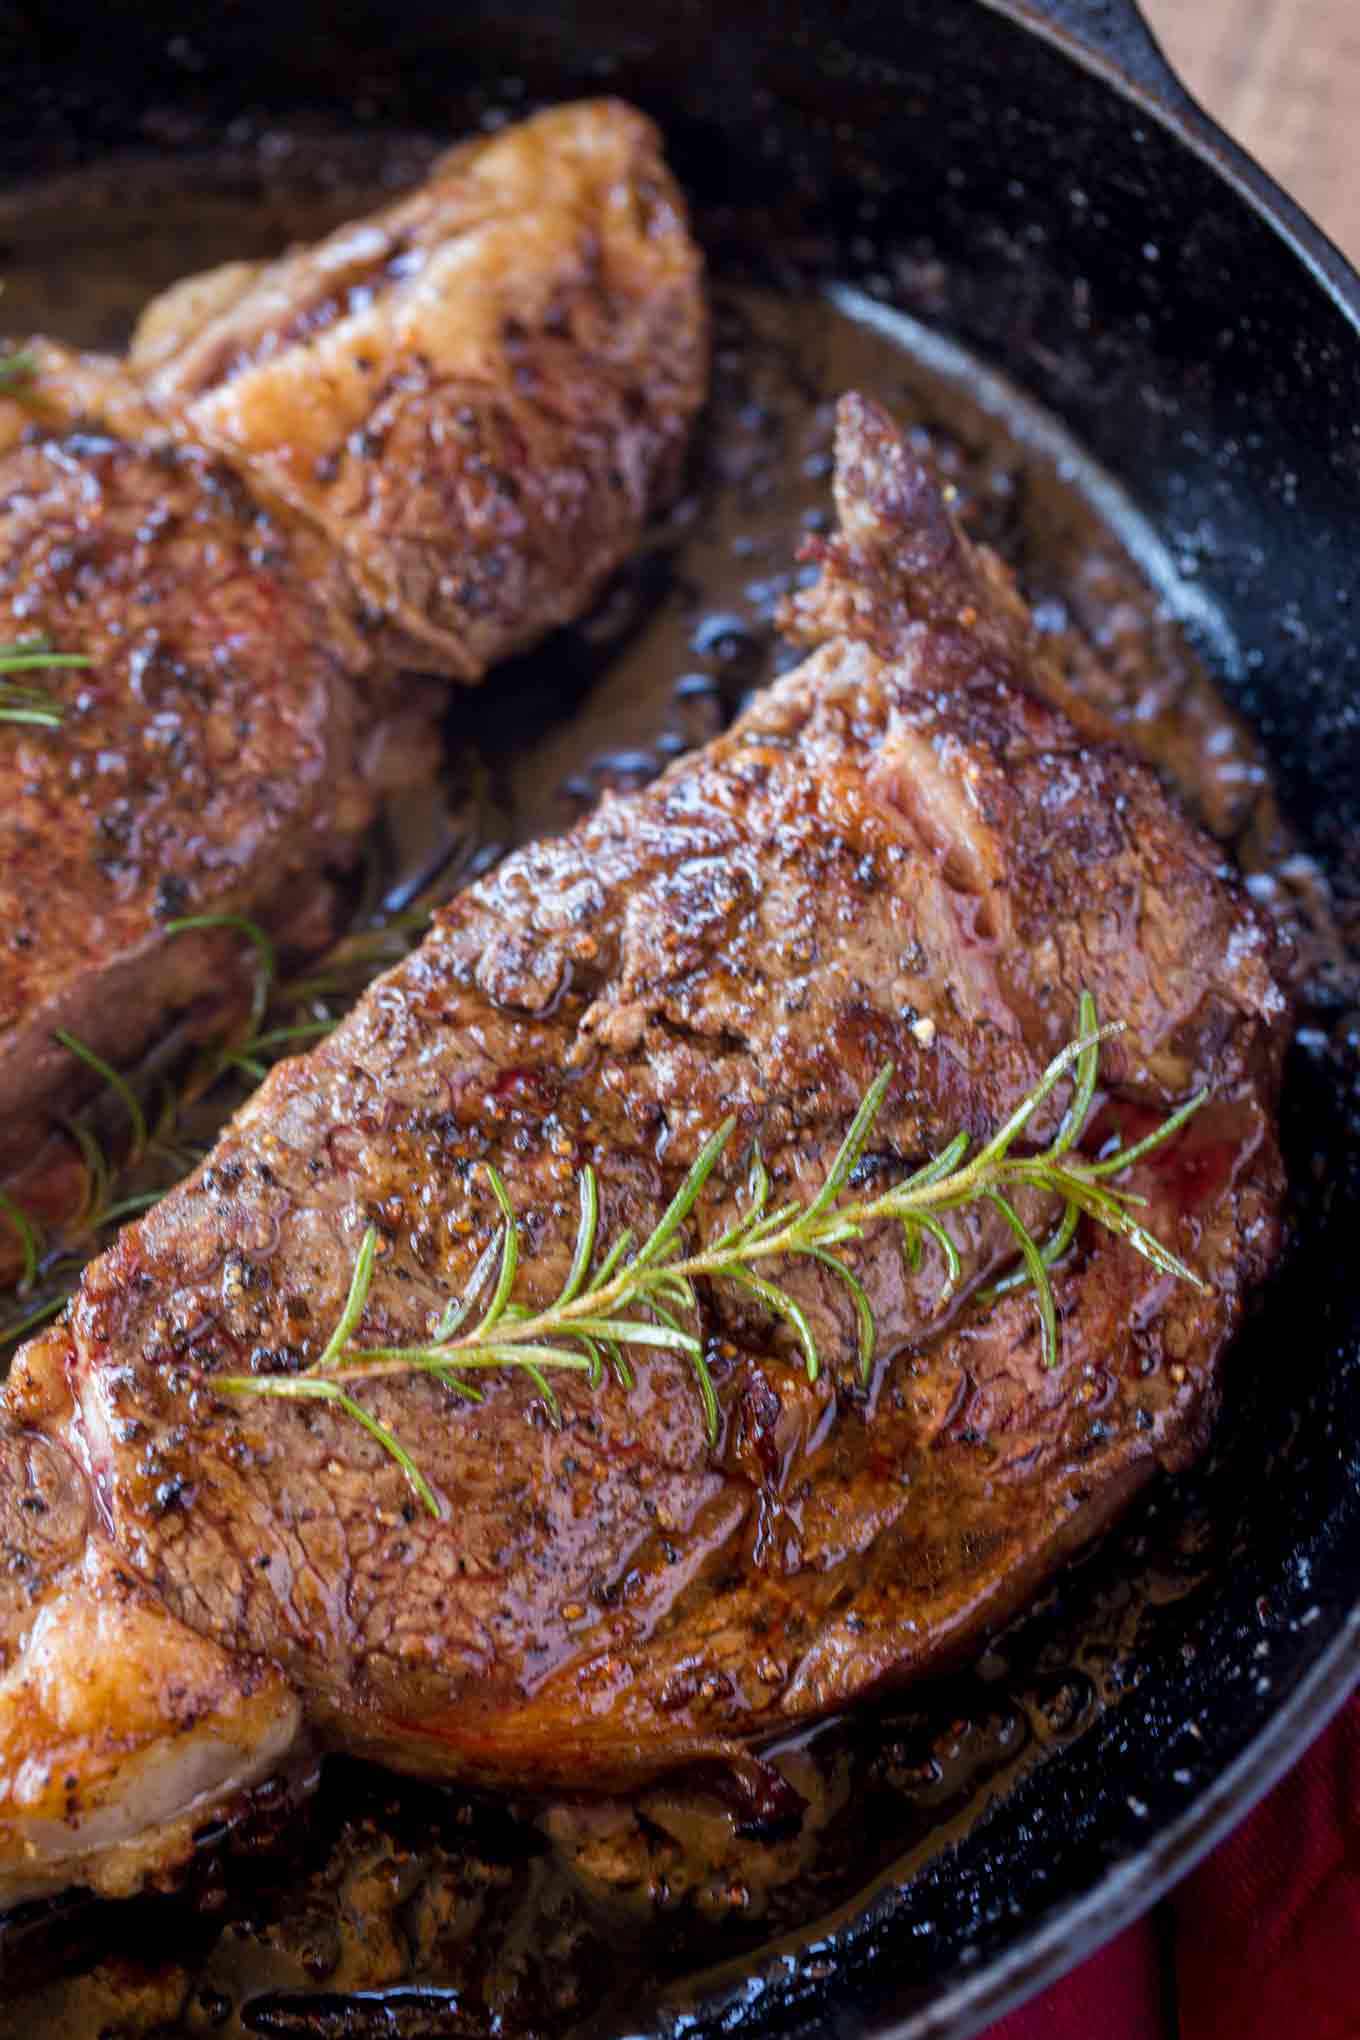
[128,99,709,682]
[0,430,376,1198]
[0,100,707,1272]
[0,399,1287,1831]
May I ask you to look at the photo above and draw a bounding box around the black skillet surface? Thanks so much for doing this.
[0,2,1358,2036]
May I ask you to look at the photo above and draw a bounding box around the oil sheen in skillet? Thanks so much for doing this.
[0,128,1323,2040]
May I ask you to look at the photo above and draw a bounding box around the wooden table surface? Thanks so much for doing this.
[1141,0,1360,264]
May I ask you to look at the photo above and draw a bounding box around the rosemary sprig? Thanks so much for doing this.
[0,805,487,1351]
[0,901,455,1343]
[218,998,1209,1517]
[0,349,35,395]
[0,635,89,727]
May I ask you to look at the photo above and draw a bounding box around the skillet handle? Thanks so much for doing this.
[1000,0,1360,305]
[1002,0,1359,289]
[1001,0,1194,110]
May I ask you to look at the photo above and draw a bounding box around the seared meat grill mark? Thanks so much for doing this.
[0,393,1286,1908]
[0,102,707,1275]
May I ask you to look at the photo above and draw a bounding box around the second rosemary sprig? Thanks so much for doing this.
[0,635,89,727]
[218,997,1209,1516]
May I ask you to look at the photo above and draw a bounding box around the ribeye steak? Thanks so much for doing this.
[0,395,1287,1906]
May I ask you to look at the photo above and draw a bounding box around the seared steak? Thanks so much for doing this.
[126,102,708,681]
[0,101,706,1272]
[0,395,1288,1905]
[0,430,381,1222]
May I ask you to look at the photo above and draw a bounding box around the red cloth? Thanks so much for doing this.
[983,1694,1360,2040]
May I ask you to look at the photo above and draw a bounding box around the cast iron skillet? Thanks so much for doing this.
[1,1,1359,2035]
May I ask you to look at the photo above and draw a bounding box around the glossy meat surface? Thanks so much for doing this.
[128,101,708,679]
[0,396,1288,1903]
[0,431,377,1205]
[0,101,706,1270]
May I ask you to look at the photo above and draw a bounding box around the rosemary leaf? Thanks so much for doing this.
[457,1343,595,1372]
[650,1271,698,1313]
[0,697,62,728]
[0,635,89,727]
[633,1116,736,1269]
[564,1315,702,1354]
[1050,990,1101,1158]
[688,1347,721,1445]
[222,1052,269,1082]
[910,1212,962,1295]
[479,1166,519,1329]
[100,1190,175,1227]
[805,1244,876,1383]
[333,1387,444,1516]
[426,1362,485,1404]
[1085,1089,1209,1177]
[556,1166,599,1307]
[240,1020,338,1056]
[347,1341,596,1373]
[0,350,35,393]
[216,1371,443,1519]
[805,1063,894,1219]
[0,1189,41,1290]
[587,1227,635,1293]
[722,1266,822,1382]
[972,1024,1120,1172]
[1060,1181,1206,1289]
[164,913,277,1042]
[0,1290,69,1348]
[980,1197,1081,1305]
[435,1233,500,1339]
[55,1028,148,1162]
[986,1187,1059,1369]
[0,648,89,673]
[724,1198,810,1251]
[61,1113,111,1235]
[897,1130,971,1194]
[521,1363,562,1426]
[311,1226,378,1373]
